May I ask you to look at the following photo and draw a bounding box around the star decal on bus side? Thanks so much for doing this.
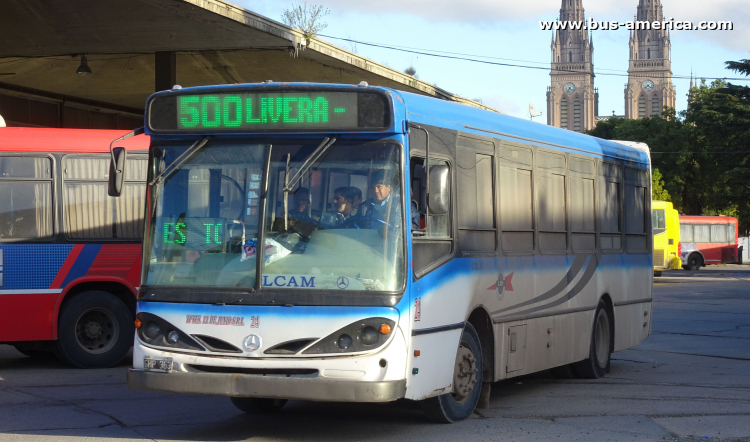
[487,272,514,294]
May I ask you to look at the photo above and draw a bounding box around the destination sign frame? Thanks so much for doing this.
[147,87,392,134]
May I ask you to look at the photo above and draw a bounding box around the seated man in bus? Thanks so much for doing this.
[350,186,364,215]
[272,187,318,238]
[361,170,420,230]
[331,186,359,226]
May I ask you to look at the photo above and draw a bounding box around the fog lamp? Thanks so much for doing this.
[336,334,353,350]
[167,331,179,344]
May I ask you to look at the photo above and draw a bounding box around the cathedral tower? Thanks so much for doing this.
[624,0,676,118]
[547,0,598,132]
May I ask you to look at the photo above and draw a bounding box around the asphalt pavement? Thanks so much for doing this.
[1,273,749,442]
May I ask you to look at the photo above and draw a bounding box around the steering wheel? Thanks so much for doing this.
[340,216,396,230]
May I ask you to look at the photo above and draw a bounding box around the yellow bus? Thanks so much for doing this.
[652,200,681,270]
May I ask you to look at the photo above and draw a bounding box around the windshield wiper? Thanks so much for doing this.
[283,137,337,193]
[281,136,337,229]
[150,136,210,186]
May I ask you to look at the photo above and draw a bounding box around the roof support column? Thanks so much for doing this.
[155,51,176,92]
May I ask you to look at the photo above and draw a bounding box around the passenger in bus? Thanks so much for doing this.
[332,186,359,225]
[272,187,318,238]
[360,170,419,230]
[350,186,364,215]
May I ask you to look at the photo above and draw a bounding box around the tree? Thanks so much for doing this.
[404,66,417,77]
[687,67,750,235]
[282,3,330,44]
[725,59,750,76]
[652,168,671,201]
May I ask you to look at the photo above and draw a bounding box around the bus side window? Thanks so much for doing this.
[0,155,54,241]
[411,156,453,278]
[456,135,496,255]
[623,166,649,253]
[537,151,567,253]
[63,154,147,240]
[498,143,534,254]
[599,161,622,251]
[569,156,596,253]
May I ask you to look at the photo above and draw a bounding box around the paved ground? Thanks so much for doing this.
[1,276,749,442]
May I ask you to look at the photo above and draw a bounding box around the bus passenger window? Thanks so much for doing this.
[498,144,534,254]
[457,137,496,254]
[599,162,622,251]
[0,156,53,240]
[569,157,596,253]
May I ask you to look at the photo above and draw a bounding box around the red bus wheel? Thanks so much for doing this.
[54,291,133,368]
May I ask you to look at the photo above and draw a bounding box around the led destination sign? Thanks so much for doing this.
[148,89,390,132]
[162,218,226,252]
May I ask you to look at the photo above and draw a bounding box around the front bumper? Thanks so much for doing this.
[128,369,406,403]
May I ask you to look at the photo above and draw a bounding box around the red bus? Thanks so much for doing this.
[679,215,739,270]
[0,128,148,367]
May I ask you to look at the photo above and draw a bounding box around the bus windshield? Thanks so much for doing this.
[144,139,405,294]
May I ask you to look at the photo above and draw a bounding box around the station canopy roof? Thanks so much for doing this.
[0,0,496,116]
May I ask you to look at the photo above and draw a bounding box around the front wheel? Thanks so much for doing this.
[686,253,702,271]
[54,291,134,368]
[574,300,612,379]
[421,323,483,423]
[231,397,288,413]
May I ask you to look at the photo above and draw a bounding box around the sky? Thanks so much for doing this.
[236,0,749,122]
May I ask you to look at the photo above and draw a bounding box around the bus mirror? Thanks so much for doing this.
[428,165,450,215]
[108,147,127,197]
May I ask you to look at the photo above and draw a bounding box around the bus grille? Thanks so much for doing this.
[653,249,665,267]
[188,365,318,376]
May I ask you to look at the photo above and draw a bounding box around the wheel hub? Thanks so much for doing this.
[84,321,103,339]
[74,308,118,354]
[452,344,478,403]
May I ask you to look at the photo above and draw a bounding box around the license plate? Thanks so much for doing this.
[144,357,173,372]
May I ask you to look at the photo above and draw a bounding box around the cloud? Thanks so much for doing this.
[480,95,521,116]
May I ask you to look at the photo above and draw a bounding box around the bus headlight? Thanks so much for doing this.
[303,317,395,355]
[167,331,180,344]
[336,334,353,349]
[136,312,204,351]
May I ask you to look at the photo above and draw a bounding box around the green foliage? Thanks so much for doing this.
[651,168,671,201]
[725,59,750,76]
[585,67,750,235]
[281,2,330,43]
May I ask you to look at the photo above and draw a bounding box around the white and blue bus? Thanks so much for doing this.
[119,82,653,422]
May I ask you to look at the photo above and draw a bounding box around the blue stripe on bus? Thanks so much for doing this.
[60,244,102,287]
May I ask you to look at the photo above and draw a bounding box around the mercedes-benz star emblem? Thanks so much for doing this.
[336,276,349,289]
[243,334,262,352]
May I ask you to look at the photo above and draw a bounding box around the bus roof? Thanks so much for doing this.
[144,82,649,166]
[680,215,738,224]
[394,88,650,166]
[652,200,674,210]
[0,127,149,153]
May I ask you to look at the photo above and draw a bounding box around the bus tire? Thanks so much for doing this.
[230,397,288,413]
[574,301,611,379]
[420,323,483,423]
[54,291,134,368]
[686,253,702,271]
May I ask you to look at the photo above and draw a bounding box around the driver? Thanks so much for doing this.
[361,170,401,228]
[272,187,318,237]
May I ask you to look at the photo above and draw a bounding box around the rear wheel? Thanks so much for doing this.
[230,397,288,413]
[421,323,483,423]
[54,291,134,368]
[686,253,702,271]
[574,301,611,379]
